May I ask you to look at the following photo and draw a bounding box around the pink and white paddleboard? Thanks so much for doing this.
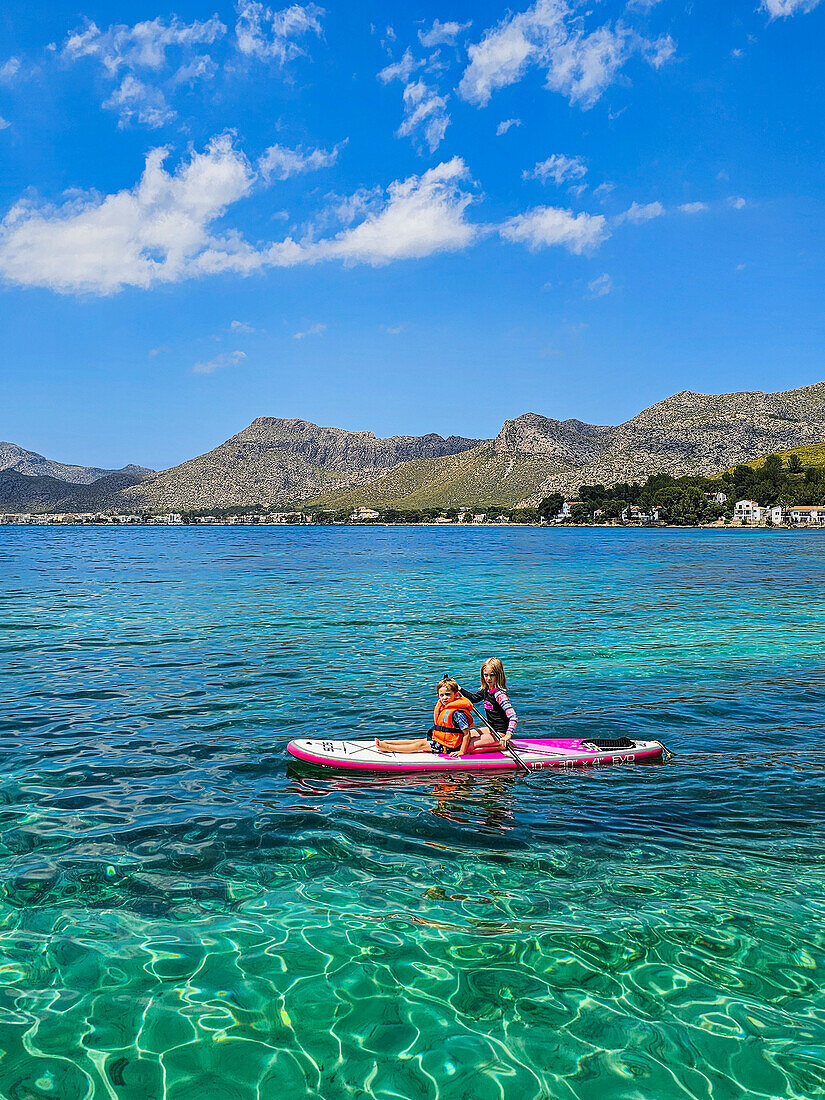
[286,736,669,772]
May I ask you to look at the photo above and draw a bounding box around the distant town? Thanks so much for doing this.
[2,494,824,528]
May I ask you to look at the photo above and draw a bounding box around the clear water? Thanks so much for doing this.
[0,527,823,1100]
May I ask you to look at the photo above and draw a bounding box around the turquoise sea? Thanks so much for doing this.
[0,526,823,1100]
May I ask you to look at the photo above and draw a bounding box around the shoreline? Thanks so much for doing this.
[0,519,820,531]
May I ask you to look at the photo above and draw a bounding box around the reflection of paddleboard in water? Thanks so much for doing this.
[286,737,670,772]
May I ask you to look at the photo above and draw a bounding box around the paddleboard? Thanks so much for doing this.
[286,736,669,772]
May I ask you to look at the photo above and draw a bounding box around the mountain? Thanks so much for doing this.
[0,468,153,513]
[303,383,825,511]
[117,418,482,512]
[0,441,152,485]
[7,384,825,516]
[528,384,825,500]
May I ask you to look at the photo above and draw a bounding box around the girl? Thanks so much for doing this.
[458,658,518,753]
[376,677,473,757]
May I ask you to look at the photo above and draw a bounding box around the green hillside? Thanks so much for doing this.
[724,441,825,474]
[303,443,572,511]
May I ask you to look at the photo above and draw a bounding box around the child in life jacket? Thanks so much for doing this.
[376,677,473,757]
[458,657,518,753]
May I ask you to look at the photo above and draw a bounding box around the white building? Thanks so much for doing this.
[351,508,380,521]
[734,499,764,523]
[789,506,825,525]
[558,500,582,520]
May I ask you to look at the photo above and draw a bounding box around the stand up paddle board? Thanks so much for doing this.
[287,736,669,772]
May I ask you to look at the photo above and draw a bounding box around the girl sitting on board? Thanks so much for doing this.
[458,657,518,753]
[376,677,474,757]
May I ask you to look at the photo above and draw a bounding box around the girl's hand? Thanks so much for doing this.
[501,732,513,748]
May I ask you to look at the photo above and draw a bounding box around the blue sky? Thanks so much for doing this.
[1,0,824,470]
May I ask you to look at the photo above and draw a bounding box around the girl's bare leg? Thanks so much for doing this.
[468,727,503,753]
[375,738,433,754]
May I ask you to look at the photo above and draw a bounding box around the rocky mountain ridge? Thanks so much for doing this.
[0,441,152,485]
[4,383,825,514]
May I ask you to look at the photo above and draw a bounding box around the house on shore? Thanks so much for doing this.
[733,499,764,523]
[789,505,825,525]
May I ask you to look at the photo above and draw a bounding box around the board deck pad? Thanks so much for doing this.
[287,736,667,772]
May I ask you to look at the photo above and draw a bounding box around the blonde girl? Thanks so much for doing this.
[458,658,518,753]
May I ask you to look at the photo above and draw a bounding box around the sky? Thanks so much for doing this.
[1,0,825,470]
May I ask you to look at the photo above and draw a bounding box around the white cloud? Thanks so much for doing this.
[0,145,480,293]
[193,350,246,374]
[64,15,226,72]
[309,158,476,264]
[231,320,255,332]
[0,58,20,82]
[679,201,707,214]
[459,0,673,109]
[643,34,676,69]
[762,0,822,16]
[103,75,175,129]
[500,204,608,253]
[378,48,421,84]
[526,153,587,186]
[587,272,612,297]
[0,116,9,131]
[418,20,472,48]
[293,322,326,339]
[396,79,450,151]
[496,117,521,135]
[0,134,255,293]
[729,195,746,209]
[617,200,664,223]
[379,51,450,151]
[235,1,324,61]
[257,141,342,180]
[382,323,406,334]
[63,15,226,128]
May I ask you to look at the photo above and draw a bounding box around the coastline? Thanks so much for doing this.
[0,518,819,530]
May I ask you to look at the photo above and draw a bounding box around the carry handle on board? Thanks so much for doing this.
[468,701,531,775]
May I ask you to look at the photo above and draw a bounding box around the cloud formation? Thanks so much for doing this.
[500,205,608,253]
[0,134,255,293]
[0,58,20,83]
[527,153,587,186]
[458,0,674,109]
[679,201,708,214]
[587,273,612,297]
[257,141,342,180]
[63,14,226,128]
[418,20,472,48]
[379,50,450,151]
[235,1,324,61]
[762,0,822,16]
[293,322,326,338]
[193,350,246,374]
[0,144,480,291]
[396,79,450,151]
[496,118,521,135]
[617,200,665,223]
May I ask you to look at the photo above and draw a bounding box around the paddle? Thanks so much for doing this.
[467,700,531,775]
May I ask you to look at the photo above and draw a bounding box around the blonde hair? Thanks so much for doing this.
[481,657,506,690]
[437,676,460,695]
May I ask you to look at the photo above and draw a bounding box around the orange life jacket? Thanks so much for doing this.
[432,695,474,750]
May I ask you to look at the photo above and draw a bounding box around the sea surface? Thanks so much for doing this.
[0,526,823,1100]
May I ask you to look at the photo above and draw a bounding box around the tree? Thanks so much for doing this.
[511,507,539,523]
[787,453,803,474]
[538,492,564,519]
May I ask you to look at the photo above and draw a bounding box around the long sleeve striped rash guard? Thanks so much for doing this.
[460,686,518,737]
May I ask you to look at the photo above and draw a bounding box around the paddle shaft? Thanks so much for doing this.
[468,701,531,775]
